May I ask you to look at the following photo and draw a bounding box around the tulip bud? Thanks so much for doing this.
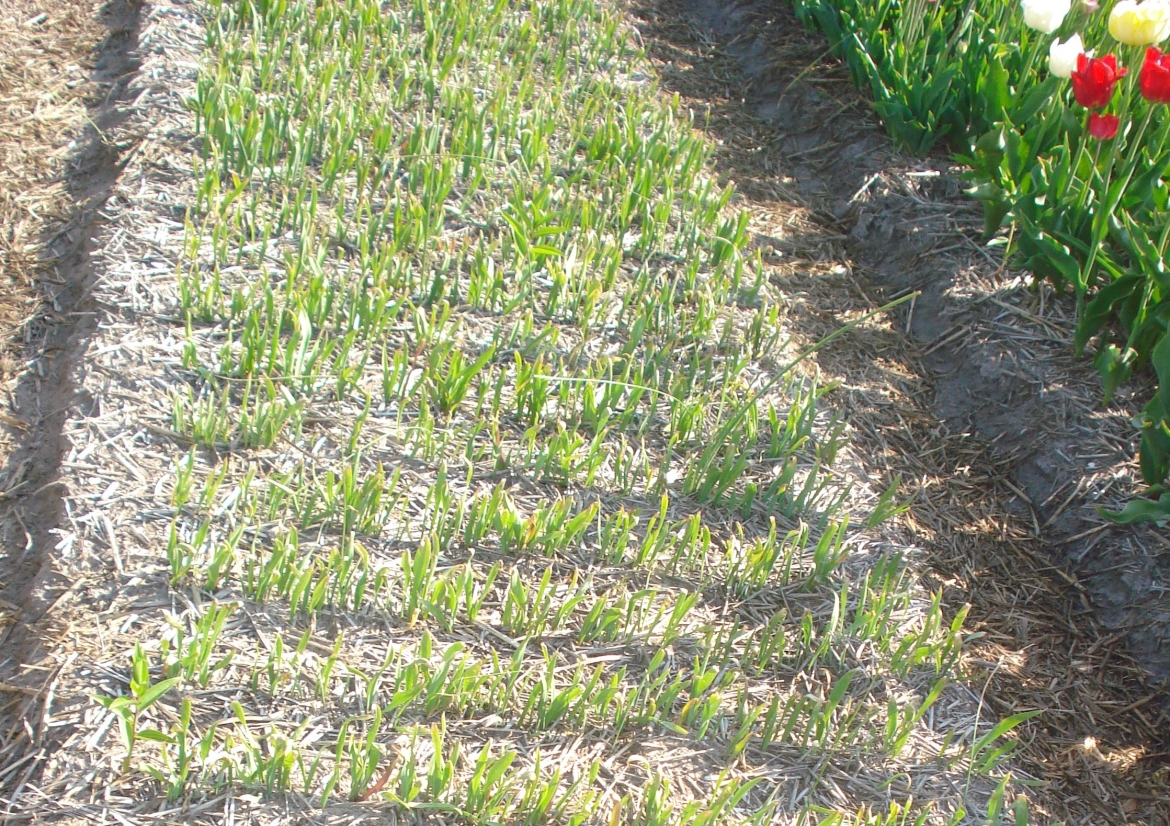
[1108,0,1170,46]
[1049,34,1087,78]
[1088,112,1121,138]
[1023,0,1072,33]
[1139,46,1170,102]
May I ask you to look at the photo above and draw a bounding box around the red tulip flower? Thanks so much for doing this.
[1139,47,1170,104]
[1088,112,1121,139]
[1071,54,1128,109]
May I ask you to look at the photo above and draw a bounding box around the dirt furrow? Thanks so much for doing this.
[0,0,143,797]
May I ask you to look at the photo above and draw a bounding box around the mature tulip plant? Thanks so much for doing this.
[1028,0,1170,505]
[791,0,1170,516]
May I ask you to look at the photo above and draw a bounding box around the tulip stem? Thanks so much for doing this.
[1149,105,1170,160]
[1080,104,1155,293]
[1157,207,1170,258]
[1018,33,1046,91]
[1074,138,1102,247]
[1125,212,1170,354]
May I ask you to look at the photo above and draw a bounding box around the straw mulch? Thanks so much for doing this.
[0,0,112,394]
[0,0,165,810]
[0,0,126,790]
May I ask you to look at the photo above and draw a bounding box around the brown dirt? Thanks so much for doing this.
[631,0,1170,822]
[0,0,142,801]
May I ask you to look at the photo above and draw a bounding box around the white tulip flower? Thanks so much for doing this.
[1049,34,1086,78]
[1023,0,1072,33]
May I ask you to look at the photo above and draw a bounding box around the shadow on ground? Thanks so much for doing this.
[0,0,143,795]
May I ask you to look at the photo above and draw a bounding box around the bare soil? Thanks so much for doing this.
[0,0,142,797]
[632,0,1170,820]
